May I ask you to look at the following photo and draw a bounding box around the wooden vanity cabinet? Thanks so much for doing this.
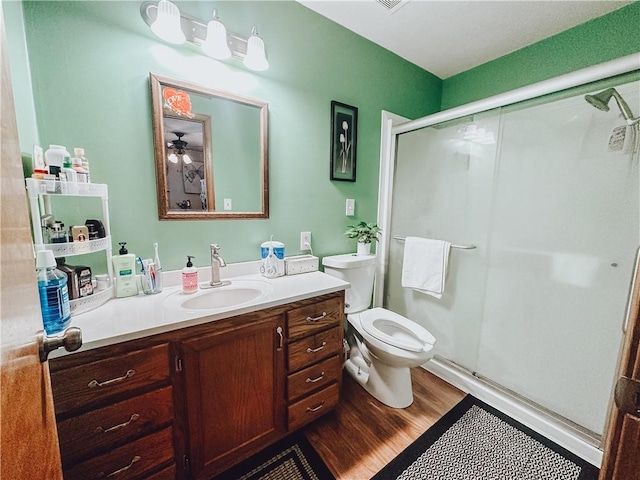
[49,290,344,480]
[285,295,344,430]
[49,341,176,480]
[178,313,286,479]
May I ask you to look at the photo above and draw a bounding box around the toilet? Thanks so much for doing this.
[322,253,436,408]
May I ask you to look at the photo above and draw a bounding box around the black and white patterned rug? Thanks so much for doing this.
[373,395,599,480]
[211,432,335,480]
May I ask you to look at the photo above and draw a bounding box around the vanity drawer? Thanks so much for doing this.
[287,355,341,402]
[287,326,342,372]
[52,343,170,416]
[63,426,174,480]
[58,386,173,466]
[287,383,339,431]
[286,297,342,339]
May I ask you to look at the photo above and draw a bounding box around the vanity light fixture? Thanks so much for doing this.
[141,1,269,71]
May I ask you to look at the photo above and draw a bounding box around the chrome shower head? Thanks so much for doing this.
[585,88,614,112]
[585,88,639,125]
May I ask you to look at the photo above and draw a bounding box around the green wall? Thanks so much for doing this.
[8,0,638,274]
[441,2,640,110]
[9,0,441,272]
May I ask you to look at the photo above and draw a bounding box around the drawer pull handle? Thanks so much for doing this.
[306,402,325,413]
[88,369,135,389]
[94,413,140,434]
[97,455,141,478]
[306,372,325,383]
[276,326,283,350]
[306,342,327,354]
[306,312,327,322]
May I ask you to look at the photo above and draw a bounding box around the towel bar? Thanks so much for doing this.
[393,235,476,250]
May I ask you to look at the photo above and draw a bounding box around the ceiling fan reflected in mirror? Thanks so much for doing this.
[167,131,192,164]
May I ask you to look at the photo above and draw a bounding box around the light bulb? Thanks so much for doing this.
[150,0,186,45]
[243,26,269,71]
[168,153,179,163]
[201,10,231,60]
[182,154,192,164]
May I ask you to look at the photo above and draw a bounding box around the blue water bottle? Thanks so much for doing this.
[36,250,71,335]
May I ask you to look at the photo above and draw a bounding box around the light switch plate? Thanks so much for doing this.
[346,198,355,216]
[224,198,232,210]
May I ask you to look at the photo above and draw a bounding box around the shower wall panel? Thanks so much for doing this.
[476,82,638,435]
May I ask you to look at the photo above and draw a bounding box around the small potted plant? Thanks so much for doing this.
[344,221,381,255]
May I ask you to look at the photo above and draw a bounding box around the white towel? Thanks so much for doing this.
[401,237,451,299]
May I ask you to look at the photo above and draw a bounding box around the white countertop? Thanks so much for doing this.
[51,261,349,358]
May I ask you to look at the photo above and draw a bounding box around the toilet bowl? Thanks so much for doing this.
[322,254,437,408]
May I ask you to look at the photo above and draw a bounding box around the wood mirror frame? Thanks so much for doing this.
[150,73,269,220]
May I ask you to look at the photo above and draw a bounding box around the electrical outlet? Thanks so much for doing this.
[300,231,311,250]
[346,198,355,216]
[223,198,232,210]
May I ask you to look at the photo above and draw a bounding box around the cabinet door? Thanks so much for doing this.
[181,315,285,478]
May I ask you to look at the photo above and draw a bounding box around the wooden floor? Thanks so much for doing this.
[303,367,466,479]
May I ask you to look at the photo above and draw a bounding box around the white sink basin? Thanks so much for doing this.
[165,279,273,312]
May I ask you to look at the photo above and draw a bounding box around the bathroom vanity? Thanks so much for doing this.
[48,269,347,479]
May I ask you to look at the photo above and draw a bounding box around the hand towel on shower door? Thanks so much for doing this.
[401,237,451,299]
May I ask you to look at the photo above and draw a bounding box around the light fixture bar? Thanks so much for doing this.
[140,1,249,60]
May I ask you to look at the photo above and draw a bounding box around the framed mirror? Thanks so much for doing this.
[150,73,268,219]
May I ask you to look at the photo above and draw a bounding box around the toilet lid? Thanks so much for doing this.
[360,308,435,353]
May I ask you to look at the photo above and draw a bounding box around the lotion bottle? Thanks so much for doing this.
[182,256,198,294]
[112,242,138,297]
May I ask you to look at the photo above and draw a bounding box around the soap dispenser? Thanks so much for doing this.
[112,242,138,298]
[182,256,198,294]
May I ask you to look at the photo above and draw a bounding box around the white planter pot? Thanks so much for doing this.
[357,242,372,256]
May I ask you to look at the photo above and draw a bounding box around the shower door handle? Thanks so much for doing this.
[614,376,640,418]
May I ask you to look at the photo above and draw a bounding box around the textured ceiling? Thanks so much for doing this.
[297,1,633,79]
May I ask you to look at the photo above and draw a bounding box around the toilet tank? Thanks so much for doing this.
[322,254,376,314]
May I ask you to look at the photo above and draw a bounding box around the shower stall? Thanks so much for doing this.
[376,55,640,464]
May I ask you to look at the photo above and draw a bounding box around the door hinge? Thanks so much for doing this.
[614,376,640,418]
[182,454,190,470]
[175,355,183,373]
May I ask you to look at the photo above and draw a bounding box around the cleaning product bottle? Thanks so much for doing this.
[112,242,138,297]
[36,250,71,335]
[153,242,163,293]
[182,256,198,294]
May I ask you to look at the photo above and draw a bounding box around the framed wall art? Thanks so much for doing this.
[330,101,358,182]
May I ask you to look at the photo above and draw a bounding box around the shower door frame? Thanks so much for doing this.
[375,53,640,466]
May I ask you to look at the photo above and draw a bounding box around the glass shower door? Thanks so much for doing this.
[385,109,501,371]
[474,79,639,435]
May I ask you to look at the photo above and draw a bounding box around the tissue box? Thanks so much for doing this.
[285,255,319,275]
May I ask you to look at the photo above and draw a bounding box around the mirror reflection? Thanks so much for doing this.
[150,73,269,219]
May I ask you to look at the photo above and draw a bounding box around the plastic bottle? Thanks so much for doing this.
[73,147,90,183]
[61,154,78,193]
[36,250,72,335]
[182,256,198,294]
[44,144,70,178]
[112,242,138,297]
[153,242,163,293]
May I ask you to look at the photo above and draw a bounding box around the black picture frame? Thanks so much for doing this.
[330,101,358,182]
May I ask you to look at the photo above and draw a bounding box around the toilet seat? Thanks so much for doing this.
[358,307,435,353]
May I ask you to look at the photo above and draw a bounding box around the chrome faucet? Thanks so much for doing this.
[209,244,228,287]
